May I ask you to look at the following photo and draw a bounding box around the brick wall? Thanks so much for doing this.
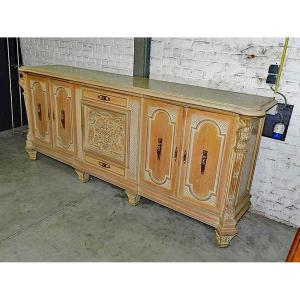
[150,38,300,227]
[20,38,134,75]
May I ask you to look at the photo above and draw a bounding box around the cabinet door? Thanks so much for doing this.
[51,81,75,155]
[178,109,234,211]
[81,99,129,168]
[29,76,52,147]
[140,99,183,196]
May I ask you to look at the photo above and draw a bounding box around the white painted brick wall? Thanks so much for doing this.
[150,38,300,227]
[20,38,134,75]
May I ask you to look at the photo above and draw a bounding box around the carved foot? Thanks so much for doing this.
[26,149,37,160]
[125,191,140,206]
[75,169,90,183]
[215,230,236,248]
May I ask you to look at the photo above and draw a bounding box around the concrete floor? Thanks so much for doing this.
[0,134,296,262]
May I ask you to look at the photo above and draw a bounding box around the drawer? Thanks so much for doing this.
[85,154,125,177]
[82,88,127,107]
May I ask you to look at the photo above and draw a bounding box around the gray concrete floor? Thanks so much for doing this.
[0,134,296,261]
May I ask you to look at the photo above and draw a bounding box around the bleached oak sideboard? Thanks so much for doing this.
[18,65,276,247]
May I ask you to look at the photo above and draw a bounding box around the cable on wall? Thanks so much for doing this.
[273,37,289,97]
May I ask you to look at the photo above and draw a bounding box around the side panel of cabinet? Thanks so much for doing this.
[140,99,183,196]
[28,76,52,147]
[178,109,236,212]
[51,80,76,155]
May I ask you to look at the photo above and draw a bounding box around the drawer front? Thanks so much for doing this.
[82,88,127,107]
[81,100,129,167]
[85,154,125,177]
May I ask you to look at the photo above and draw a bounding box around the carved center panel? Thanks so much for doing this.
[85,105,127,164]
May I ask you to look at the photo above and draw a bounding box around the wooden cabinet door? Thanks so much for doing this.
[81,99,129,168]
[140,99,183,196]
[178,109,235,211]
[29,76,52,147]
[51,80,76,155]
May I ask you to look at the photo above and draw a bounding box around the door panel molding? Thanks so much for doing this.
[179,109,233,211]
[184,119,228,205]
[141,99,183,196]
[52,83,75,153]
[29,77,52,146]
[145,107,176,188]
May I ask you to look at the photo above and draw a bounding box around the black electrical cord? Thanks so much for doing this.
[270,85,287,109]
[277,111,284,123]
[269,86,286,123]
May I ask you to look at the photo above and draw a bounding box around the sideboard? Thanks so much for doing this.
[18,65,276,247]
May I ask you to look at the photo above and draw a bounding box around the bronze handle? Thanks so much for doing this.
[183,150,187,164]
[37,103,42,120]
[174,147,178,161]
[61,110,65,129]
[98,95,110,101]
[157,137,163,160]
[99,161,110,168]
[201,150,208,175]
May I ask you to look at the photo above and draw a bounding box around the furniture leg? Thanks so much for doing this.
[125,191,140,206]
[215,230,236,248]
[75,169,90,183]
[26,149,37,160]
[215,217,237,247]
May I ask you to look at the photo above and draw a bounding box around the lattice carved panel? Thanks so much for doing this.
[127,99,139,180]
[84,105,127,164]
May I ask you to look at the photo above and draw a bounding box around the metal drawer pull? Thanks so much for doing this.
[37,103,42,120]
[61,110,65,129]
[183,150,187,164]
[174,147,178,161]
[98,95,110,101]
[157,137,163,160]
[201,150,208,175]
[99,161,110,168]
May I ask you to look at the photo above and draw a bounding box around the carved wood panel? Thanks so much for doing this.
[52,81,75,154]
[29,77,52,146]
[82,101,128,166]
[223,117,254,222]
[236,118,260,202]
[179,109,231,209]
[141,99,183,195]
[126,99,140,181]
